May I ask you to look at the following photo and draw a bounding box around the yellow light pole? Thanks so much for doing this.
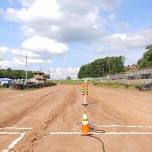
[81,79,89,106]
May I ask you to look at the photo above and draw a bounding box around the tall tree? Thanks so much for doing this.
[138,45,152,68]
[78,56,125,79]
[0,69,34,79]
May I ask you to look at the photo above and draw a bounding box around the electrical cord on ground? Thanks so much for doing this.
[85,128,106,152]
[92,128,106,134]
[87,134,106,152]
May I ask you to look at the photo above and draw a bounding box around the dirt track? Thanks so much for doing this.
[0,85,152,152]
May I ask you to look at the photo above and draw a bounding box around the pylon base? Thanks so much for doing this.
[80,132,93,136]
[82,103,88,106]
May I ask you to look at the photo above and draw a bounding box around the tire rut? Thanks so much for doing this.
[12,88,78,152]
[0,89,58,128]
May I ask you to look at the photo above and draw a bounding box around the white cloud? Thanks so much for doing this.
[101,0,121,12]
[49,67,80,79]
[13,57,45,65]
[0,46,9,62]
[108,14,116,22]
[0,0,123,65]
[4,0,62,22]
[1,0,121,42]
[22,36,68,55]
[2,0,150,69]
[0,60,12,68]
[9,36,68,65]
[11,48,42,65]
[0,46,9,53]
[97,29,152,52]
[12,49,40,58]
[1,34,68,67]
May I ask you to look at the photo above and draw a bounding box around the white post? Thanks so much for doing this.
[83,94,87,105]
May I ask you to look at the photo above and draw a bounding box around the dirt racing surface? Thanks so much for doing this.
[0,85,152,152]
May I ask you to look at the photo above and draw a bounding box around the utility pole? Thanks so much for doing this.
[48,69,51,80]
[25,55,28,83]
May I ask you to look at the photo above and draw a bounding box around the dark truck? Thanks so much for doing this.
[136,82,152,91]
[11,81,56,90]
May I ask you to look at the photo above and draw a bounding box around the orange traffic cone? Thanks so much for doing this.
[81,113,91,135]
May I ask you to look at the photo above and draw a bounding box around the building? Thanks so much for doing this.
[125,64,139,72]
[30,71,46,84]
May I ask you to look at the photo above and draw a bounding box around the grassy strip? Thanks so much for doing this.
[0,87,6,90]
[91,81,137,90]
[52,79,137,90]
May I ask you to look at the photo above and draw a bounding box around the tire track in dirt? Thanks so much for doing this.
[0,89,58,128]
[11,88,78,152]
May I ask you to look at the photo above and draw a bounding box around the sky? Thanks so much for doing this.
[0,0,152,79]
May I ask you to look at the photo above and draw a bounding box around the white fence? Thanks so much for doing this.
[88,68,152,85]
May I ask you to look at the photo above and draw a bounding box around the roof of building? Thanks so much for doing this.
[33,71,44,74]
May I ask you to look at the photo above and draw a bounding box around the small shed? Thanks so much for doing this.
[31,71,46,84]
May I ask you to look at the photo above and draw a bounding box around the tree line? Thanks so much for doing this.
[78,56,125,79]
[78,44,152,79]
[0,45,152,79]
[0,68,51,79]
[0,68,34,79]
[138,45,152,68]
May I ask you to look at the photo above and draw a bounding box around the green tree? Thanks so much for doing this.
[138,45,152,68]
[78,56,125,79]
[44,74,50,79]
[66,76,71,80]
[0,69,34,79]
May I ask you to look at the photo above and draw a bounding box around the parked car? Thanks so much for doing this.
[0,78,12,88]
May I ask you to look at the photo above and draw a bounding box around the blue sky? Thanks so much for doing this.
[117,0,152,30]
[0,0,152,79]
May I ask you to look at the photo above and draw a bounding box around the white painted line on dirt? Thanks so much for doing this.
[49,132,80,135]
[95,124,152,128]
[0,132,21,135]
[2,132,26,152]
[48,131,152,135]
[0,127,32,130]
[93,132,152,135]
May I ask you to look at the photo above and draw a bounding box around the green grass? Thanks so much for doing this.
[52,80,82,85]
[91,80,137,90]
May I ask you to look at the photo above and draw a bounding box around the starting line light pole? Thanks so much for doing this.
[81,79,89,106]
